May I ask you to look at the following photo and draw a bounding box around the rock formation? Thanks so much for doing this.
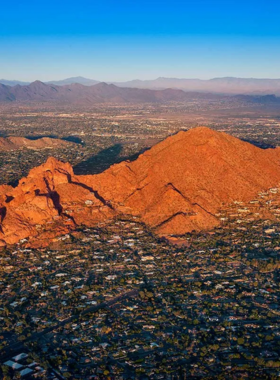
[0,136,76,151]
[1,127,280,246]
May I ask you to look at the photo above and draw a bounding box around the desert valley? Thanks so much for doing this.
[0,87,280,379]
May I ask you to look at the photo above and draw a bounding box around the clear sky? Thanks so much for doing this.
[1,0,280,81]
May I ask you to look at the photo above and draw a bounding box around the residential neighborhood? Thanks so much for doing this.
[1,187,280,378]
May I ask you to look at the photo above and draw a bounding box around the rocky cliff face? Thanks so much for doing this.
[1,127,280,246]
[0,158,115,245]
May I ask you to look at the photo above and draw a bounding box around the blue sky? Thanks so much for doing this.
[1,0,280,81]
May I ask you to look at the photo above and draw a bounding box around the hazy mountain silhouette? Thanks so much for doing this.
[0,81,222,104]
[3,76,280,95]
[113,77,280,95]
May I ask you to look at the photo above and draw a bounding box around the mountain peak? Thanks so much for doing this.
[183,126,229,143]
[29,80,47,87]
[45,156,68,168]
[26,156,74,180]
[152,127,236,152]
[94,82,111,87]
[183,126,219,137]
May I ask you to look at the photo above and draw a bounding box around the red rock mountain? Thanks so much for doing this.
[0,136,75,151]
[1,127,280,246]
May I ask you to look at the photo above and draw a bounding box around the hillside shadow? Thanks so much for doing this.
[62,136,84,145]
[73,143,148,175]
[241,138,276,149]
[24,135,84,145]
[24,134,58,140]
[8,178,19,187]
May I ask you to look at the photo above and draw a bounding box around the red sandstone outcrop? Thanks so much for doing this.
[0,127,280,246]
[0,136,75,151]
[0,158,115,245]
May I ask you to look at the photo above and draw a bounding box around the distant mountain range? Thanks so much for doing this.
[0,80,222,104]
[113,77,280,95]
[0,79,30,86]
[0,77,99,87]
[2,76,280,95]
[46,76,100,86]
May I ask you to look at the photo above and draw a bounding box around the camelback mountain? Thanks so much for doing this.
[1,126,280,247]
